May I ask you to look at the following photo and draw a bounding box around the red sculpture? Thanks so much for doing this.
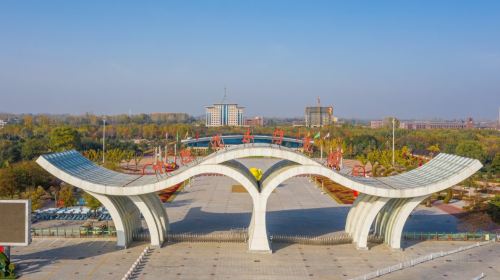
[352,165,366,177]
[180,148,194,164]
[210,134,225,150]
[142,146,178,175]
[327,149,343,170]
[272,128,284,145]
[303,136,313,154]
[242,128,254,144]
[142,159,165,175]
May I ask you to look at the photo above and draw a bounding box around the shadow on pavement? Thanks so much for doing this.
[13,240,145,277]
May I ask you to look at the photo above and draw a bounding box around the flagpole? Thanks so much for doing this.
[392,117,395,166]
[174,131,178,164]
[320,141,323,160]
[102,117,106,164]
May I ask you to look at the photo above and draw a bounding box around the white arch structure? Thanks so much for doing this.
[36,143,482,252]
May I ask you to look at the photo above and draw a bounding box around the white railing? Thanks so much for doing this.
[269,233,380,245]
[350,240,495,280]
[122,246,151,280]
[471,272,485,280]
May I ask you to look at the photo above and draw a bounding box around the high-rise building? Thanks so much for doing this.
[305,103,333,127]
[205,103,244,127]
[0,119,6,129]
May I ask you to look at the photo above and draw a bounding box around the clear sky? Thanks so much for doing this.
[0,0,499,119]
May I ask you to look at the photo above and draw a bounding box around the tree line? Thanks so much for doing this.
[0,119,498,211]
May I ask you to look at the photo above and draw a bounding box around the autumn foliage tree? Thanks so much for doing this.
[49,127,81,152]
[58,184,76,207]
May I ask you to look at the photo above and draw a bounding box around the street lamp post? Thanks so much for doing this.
[102,118,106,164]
[392,117,395,166]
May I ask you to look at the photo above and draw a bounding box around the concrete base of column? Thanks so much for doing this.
[355,244,369,251]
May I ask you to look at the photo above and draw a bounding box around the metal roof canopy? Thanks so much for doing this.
[36,144,482,198]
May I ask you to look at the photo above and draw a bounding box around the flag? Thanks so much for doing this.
[323,132,330,139]
[314,132,321,139]
[185,130,189,139]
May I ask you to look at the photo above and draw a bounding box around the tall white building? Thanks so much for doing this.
[0,119,6,129]
[305,106,333,127]
[205,103,244,127]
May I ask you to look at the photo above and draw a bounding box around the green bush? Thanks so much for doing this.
[487,195,500,224]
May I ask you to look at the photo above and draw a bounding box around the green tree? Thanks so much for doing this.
[82,191,102,215]
[443,188,453,204]
[12,161,52,192]
[21,138,49,160]
[123,150,135,169]
[0,161,51,198]
[426,144,440,158]
[489,154,500,175]
[486,195,500,223]
[49,127,81,152]
[0,140,21,168]
[83,149,101,162]
[22,186,47,211]
[356,155,368,168]
[0,167,17,198]
[133,152,144,171]
[455,141,486,161]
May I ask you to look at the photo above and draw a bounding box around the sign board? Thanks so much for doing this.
[0,200,31,246]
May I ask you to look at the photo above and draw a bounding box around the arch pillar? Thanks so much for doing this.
[353,196,390,249]
[350,195,377,245]
[386,195,429,250]
[89,192,140,248]
[248,195,271,252]
[373,198,398,236]
[147,193,169,239]
[345,193,369,235]
[382,198,408,246]
[381,198,408,242]
[130,195,164,247]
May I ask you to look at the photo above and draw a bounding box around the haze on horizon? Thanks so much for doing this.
[0,1,499,120]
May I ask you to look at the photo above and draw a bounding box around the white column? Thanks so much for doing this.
[387,195,429,249]
[383,198,408,245]
[351,195,377,244]
[373,199,397,236]
[354,197,390,249]
[346,194,373,236]
[345,193,367,234]
[124,196,142,244]
[130,195,163,247]
[146,193,170,238]
[248,195,271,252]
[89,192,139,248]
[143,194,168,244]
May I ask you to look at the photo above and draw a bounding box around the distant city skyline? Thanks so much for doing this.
[0,1,499,120]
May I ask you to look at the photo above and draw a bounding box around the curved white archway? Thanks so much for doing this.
[37,146,482,252]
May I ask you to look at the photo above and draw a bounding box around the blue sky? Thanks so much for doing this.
[0,0,499,119]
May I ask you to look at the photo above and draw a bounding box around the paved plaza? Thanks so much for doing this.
[167,158,459,236]
[13,238,499,279]
[11,238,145,280]
[139,241,500,280]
